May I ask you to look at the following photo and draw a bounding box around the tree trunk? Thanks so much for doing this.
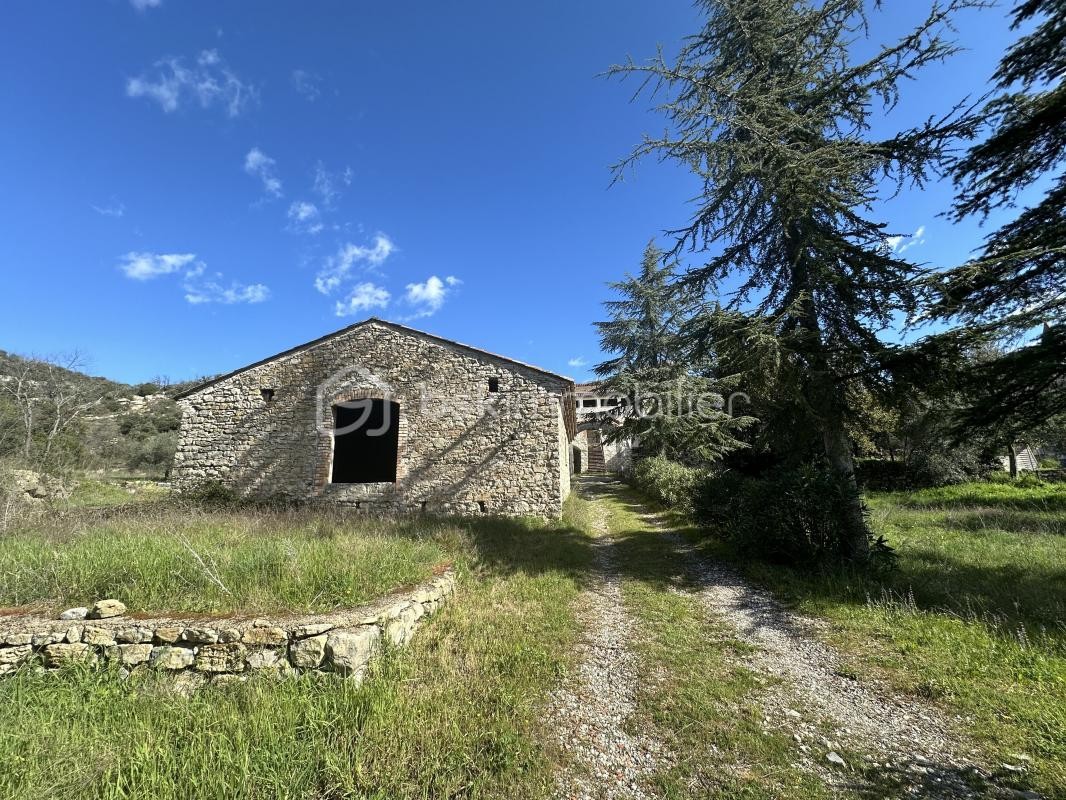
[1007,442,1018,479]
[786,227,870,562]
[822,412,870,562]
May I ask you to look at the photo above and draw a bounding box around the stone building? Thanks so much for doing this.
[174,319,577,517]
[570,382,634,475]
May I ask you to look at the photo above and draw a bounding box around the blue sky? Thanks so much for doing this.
[0,1,1020,384]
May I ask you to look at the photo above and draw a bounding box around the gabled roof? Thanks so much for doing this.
[175,318,574,399]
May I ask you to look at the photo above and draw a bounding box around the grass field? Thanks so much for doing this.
[0,500,596,799]
[701,480,1066,797]
[0,505,451,615]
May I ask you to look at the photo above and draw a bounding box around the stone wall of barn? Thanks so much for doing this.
[173,322,570,517]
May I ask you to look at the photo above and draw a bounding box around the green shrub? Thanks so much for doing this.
[694,464,867,564]
[630,457,888,566]
[630,455,705,514]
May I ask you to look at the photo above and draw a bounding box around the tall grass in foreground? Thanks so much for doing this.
[694,481,1066,797]
[0,502,596,799]
[0,506,451,614]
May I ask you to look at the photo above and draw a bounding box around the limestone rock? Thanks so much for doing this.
[43,643,95,667]
[325,627,380,679]
[181,626,219,645]
[58,607,88,621]
[194,642,247,673]
[64,625,83,643]
[290,622,333,639]
[218,628,242,643]
[0,645,33,667]
[153,626,184,644]
[4,632,32,646]
[246,649,282,670]
[82,626,116,647]
[242,626,287,646]
[88,599,127,619]
[32,631,64,647]
[383,604,421,647]
[115,643,153,666]
[115,626,154,644]
[150,645,195,670]
[289,634,327,670]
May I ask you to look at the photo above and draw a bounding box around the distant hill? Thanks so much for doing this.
[0,349,133,400]
[0,350,210,475]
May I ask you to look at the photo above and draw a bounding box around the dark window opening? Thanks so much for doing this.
[477,500,487,513]
[331,399,400,483]
[488,377,500,393]
[605,398,619,406]
[261,388,275,403]
[582,398,597,408]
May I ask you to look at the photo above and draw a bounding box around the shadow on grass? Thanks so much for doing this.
[943,509,1066,536]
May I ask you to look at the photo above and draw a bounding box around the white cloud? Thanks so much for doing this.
[130,0,162,9]
[126,50,256,117]
[567,357,587,368]
[886,225,928,254]
[119,251,195,280]
[314,235,396,294]
[92,199,126,218]
[120,252,268,304]
[312,162,352,207]
[334,283,391,317]
[181,261,269,305]
[291,69,322,101]
[244,147,282,199]
[286,200,322,234]
[184,280,270,305]
[403,274,459,318]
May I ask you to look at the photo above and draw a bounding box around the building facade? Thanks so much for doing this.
[570,382,634,475]
[174,319,576,517]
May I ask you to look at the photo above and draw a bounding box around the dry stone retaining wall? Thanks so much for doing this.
[0,570,456,691]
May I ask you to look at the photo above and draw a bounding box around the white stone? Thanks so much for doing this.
[150,646,195,670]
[325,627,380,679]
[88,599,127,619]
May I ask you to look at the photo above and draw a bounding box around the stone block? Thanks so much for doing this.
[115,643,153,666]
[194,642,247,673]
[82,626,116,647]
[43,643,95,667]
[88,599,127,619]
[289,634,327,670]
[0,645,33,667]
[325,627,380,679]
[150,646,195,670]
[242,626,287,646]
[181,626,219,645]
[115,626,154,644]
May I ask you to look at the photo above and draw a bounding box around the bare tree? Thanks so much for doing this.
[0,351,104,471]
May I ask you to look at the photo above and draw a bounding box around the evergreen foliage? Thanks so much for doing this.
[926,0,1066,436]
[608,0,984,559]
